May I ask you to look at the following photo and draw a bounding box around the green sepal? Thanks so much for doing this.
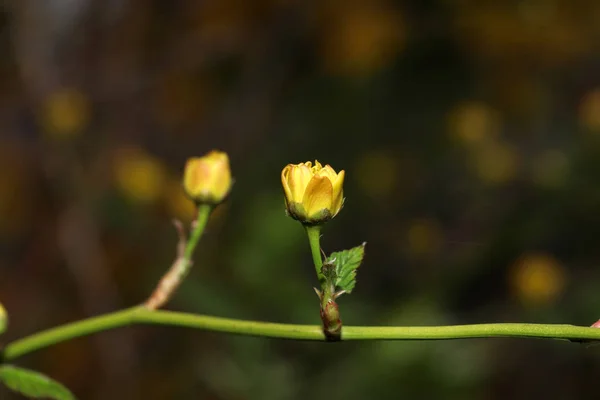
[287,202,332,225]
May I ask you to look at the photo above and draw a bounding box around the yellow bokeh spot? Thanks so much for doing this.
[579,89,600,132]
[407,219,443,258]
[471,139,518,185]
[320,1,405,76]
[448,102,499,145]
[164,180,196,221]
[41,89,90,139]
[114,148,166,204]
[510,253,566,306]
[531,149,569,189]
[355,151,398,198]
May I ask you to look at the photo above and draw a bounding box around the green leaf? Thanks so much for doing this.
[0,365,76,400]
[326,242,366,294]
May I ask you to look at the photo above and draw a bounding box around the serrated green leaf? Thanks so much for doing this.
[326,242,366,294]
[0,365,76,400]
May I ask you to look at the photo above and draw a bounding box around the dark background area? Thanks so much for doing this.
[1,0,600,399]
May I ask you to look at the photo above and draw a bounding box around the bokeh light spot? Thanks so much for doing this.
[320,1,405,76]
[510,253,566,306]
[448,101,499,145]
[41,89,90,139]
[114,148,167,204]
[579,89,600,132]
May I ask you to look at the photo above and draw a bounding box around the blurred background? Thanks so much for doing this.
[1,0,600,398]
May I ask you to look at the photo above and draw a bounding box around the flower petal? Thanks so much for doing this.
[210,154,232,199]
[281,164,294,204]
[303,175,333,218]
[183,158,210,197]
[318,165,338,181]
[331,169,345,214]
[288,164,313,202]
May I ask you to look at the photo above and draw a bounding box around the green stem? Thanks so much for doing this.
[2,309,600,361]
[144,205,213,310]
[305,225,323,282]
[184,205,213,268]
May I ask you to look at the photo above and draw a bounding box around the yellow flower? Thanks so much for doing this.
[281,160,345,224]
[0,301,7,334]
[183,150,232,205]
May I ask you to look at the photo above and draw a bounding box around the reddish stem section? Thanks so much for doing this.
[320,299,342,341]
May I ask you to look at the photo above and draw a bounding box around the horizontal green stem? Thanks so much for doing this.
[2,308,600,361]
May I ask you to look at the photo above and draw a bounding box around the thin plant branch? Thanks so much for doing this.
[2,307,600,362]
[144,205,212,310]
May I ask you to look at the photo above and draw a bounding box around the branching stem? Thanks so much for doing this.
[2,308,599,362]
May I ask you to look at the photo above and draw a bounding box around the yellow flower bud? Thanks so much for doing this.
[0,302,7,334]
[281,160,345,224]
[183,150,232,205]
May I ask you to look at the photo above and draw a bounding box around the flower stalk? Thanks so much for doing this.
[305,225,343,340]
[144,205,213,310]
[305,225,324,283]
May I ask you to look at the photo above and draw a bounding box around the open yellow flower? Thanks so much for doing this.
[183,150,232,205]
[281,160,345,224]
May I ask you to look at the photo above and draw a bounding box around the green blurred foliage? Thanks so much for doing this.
[2,0,600,398]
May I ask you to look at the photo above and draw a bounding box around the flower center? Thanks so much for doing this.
[310,160,323,174]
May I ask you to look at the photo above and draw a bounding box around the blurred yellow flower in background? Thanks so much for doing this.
[448,101,500,146]
[281,160,345,225]
[0,301,7,334]
[579,89,600,132]
[510,253,566,306]
[114,147,167,204]
[319,0,405,76]
[41,88,90,139]
[183,151,232,205]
